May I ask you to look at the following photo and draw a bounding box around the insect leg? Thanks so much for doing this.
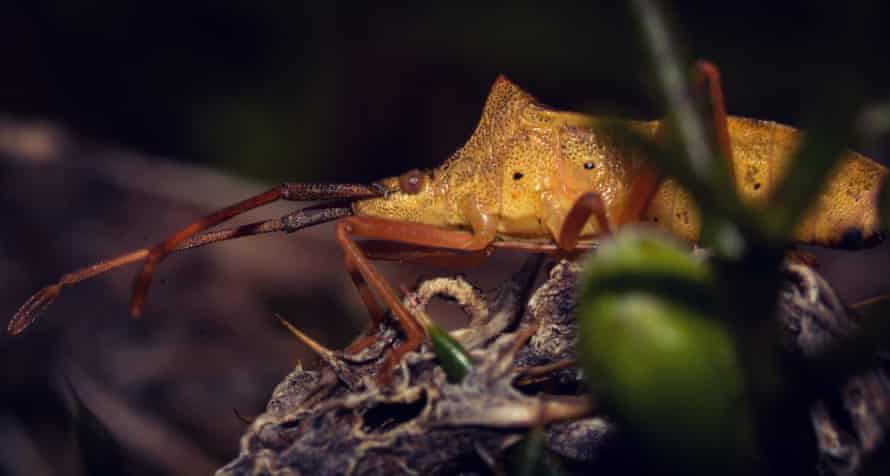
[343,242,495,355]
[359,241,495,268]
[342,252,387,354]
[9,204,352,335]
[693,60,734,180]
[335,216,495,384]
[621,61,733,228]
[556,192,611,251]
[616,163,663,226]
[10,249,152,335]
[130,183,382,317]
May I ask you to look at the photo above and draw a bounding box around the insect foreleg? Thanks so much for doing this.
[343,242,494,355]
[334,216,496,383]
[616,60,733,229]
[358,241,495,268]
[556,192,611,251]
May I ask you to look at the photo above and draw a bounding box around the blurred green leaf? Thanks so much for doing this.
[580,228,716,312]
[857,100,890,142]
[601,123,709,201]
[64,378,126,475]
[576,3,887,476]
[765,104,861,239]
[508,427,564,476]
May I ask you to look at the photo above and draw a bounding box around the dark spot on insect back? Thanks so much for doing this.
[754,183,761,190]
[513,171,524,180]
[839,228,864,249]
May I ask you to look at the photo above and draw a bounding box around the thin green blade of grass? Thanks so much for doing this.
[509,427,565,476]
[63,366,218,474]
[628,0,734,195]
[600,123,706,199]
[857,100,890,142]
[63,376,127,475]
[764,82,865,240]
[600,123,756,248]
[767,125,858,239]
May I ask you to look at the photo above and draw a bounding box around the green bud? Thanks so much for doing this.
[580,230,716,314]
[427,323,473,381]
[577,229,754,474]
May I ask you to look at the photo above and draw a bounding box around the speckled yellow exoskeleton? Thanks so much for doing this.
[355,74,885,249]
[10,62,886,383]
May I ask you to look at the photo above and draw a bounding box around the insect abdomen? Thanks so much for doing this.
[643,117,887,247]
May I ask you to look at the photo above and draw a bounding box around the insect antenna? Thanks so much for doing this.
[8,202,356,335]
[129,183,383,317]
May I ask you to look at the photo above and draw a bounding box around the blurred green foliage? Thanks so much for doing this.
[509,426,564,476]
[578,232,755,474]
[575,1,890,474]
[64,378,126,475]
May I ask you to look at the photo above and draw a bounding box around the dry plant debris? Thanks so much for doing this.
[217,258,888,476]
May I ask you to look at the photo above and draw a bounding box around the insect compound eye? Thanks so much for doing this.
[399,169,425,195]
[583,161,595,170]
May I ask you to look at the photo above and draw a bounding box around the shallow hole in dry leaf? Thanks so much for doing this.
[361,391,428,434]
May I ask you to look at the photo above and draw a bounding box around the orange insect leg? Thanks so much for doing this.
[335,216,495,383]
[694,60,735,180]
[556,192,611,251]
[618,60,735,227]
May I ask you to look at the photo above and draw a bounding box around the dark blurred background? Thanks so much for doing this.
[5,2,890,183]
[1,2,889,475]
